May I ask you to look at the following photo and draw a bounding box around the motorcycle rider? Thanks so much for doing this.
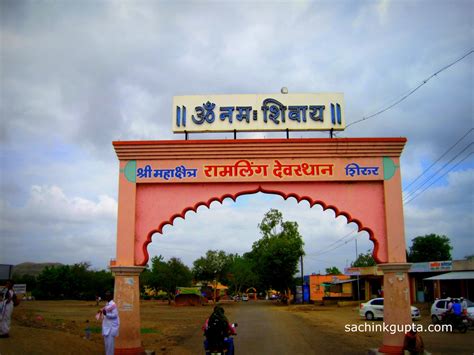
[444,297,454,323]
[452,299,462,317]
[202,305,236,355]
[446,297,453,312]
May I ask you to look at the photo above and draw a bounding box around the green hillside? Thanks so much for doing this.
[13,262,63,276]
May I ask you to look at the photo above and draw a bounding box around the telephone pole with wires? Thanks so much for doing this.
[355,238,360,301]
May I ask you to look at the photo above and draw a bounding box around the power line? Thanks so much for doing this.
[403,141,473,200]
[317,228,357,249]
[311,148,473,254]
[403,142,473,202]
[346,49,473,129]
[308,234,357,257]
[403,129,473,192]
[303,255,344,264]
[404,151,473,205]
[305,229,356,257]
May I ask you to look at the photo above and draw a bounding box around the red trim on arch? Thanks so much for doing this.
[113,137,407,147]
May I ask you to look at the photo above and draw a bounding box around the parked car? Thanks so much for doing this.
[430,298,474,323]
[359,298,421,320]
[241,294,249,301]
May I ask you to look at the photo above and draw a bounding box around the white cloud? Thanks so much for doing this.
[404,168,474,258]
[0,0,472,271]
[26,185,117,222]
[0,185,117,269]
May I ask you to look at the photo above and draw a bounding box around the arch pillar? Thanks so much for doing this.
[111,266,145,355]
[378,156,412,354]
[378,263,412,354]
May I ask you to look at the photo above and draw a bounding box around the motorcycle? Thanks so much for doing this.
[204,323,238,355]
[440,312,469,333]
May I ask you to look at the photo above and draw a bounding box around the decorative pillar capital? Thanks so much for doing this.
[378,262,411,273]
[110,266,146,276]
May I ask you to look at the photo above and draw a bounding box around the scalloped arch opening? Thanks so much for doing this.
[142,188,378,269]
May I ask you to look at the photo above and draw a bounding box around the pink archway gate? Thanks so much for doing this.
[111,137,411,354]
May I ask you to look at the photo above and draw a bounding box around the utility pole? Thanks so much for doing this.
[300,254,304,304]
[355,239,360,301]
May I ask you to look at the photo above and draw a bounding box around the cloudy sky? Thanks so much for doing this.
[1,0,472,275]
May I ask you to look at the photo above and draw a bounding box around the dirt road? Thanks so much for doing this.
[233,301,355,354]
[1,300,472,354]
[180,301,374,354]
[176,301,474,355]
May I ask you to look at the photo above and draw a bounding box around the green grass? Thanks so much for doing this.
[141,328,159,334]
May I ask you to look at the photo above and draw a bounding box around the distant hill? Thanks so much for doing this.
[13,262,63,276]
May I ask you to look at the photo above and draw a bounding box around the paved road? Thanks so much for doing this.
[183,301,347,355]
[233,301,322,354]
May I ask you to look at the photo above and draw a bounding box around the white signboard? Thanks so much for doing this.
[173,93,345,133]
[13,284,27,294]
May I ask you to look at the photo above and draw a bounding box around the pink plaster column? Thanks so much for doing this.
[112,266,145,355]
[378,263,412,354]
[112,162,144,353]
[378,157,412,354]
[383,157,407,263]
[116,160,137,266]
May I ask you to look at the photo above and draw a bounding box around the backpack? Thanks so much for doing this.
[205,314,228,348]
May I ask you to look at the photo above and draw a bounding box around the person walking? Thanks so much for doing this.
[0,280,15,338]
[98,291,120,355]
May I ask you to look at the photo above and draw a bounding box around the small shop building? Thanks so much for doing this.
[343,259,474,303]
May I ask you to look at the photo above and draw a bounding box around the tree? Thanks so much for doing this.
[139,267,153,294]
[227,255,259,294]
[408,234,452,262]
[12,273,38,292]
[325,266,342,275]
[33,263,113,300]
[352,250,376,267]
[248,209,304,294]
[192,250,236,285]
[146,256,193,301]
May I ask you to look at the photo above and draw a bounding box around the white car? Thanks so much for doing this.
[430,298,474,323]
[359,298,421,321]
[241,294,249,301]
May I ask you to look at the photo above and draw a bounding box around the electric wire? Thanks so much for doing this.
[304,229,357,257]
[312,70,474,261]
[310,146,473,255]
[404,151,473,205]
[317,228,357,249]
[403,142,473,202]
[302,255,344,264]
[346,49,473,129]
[403,129,473,192]
[308,234,357,257]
